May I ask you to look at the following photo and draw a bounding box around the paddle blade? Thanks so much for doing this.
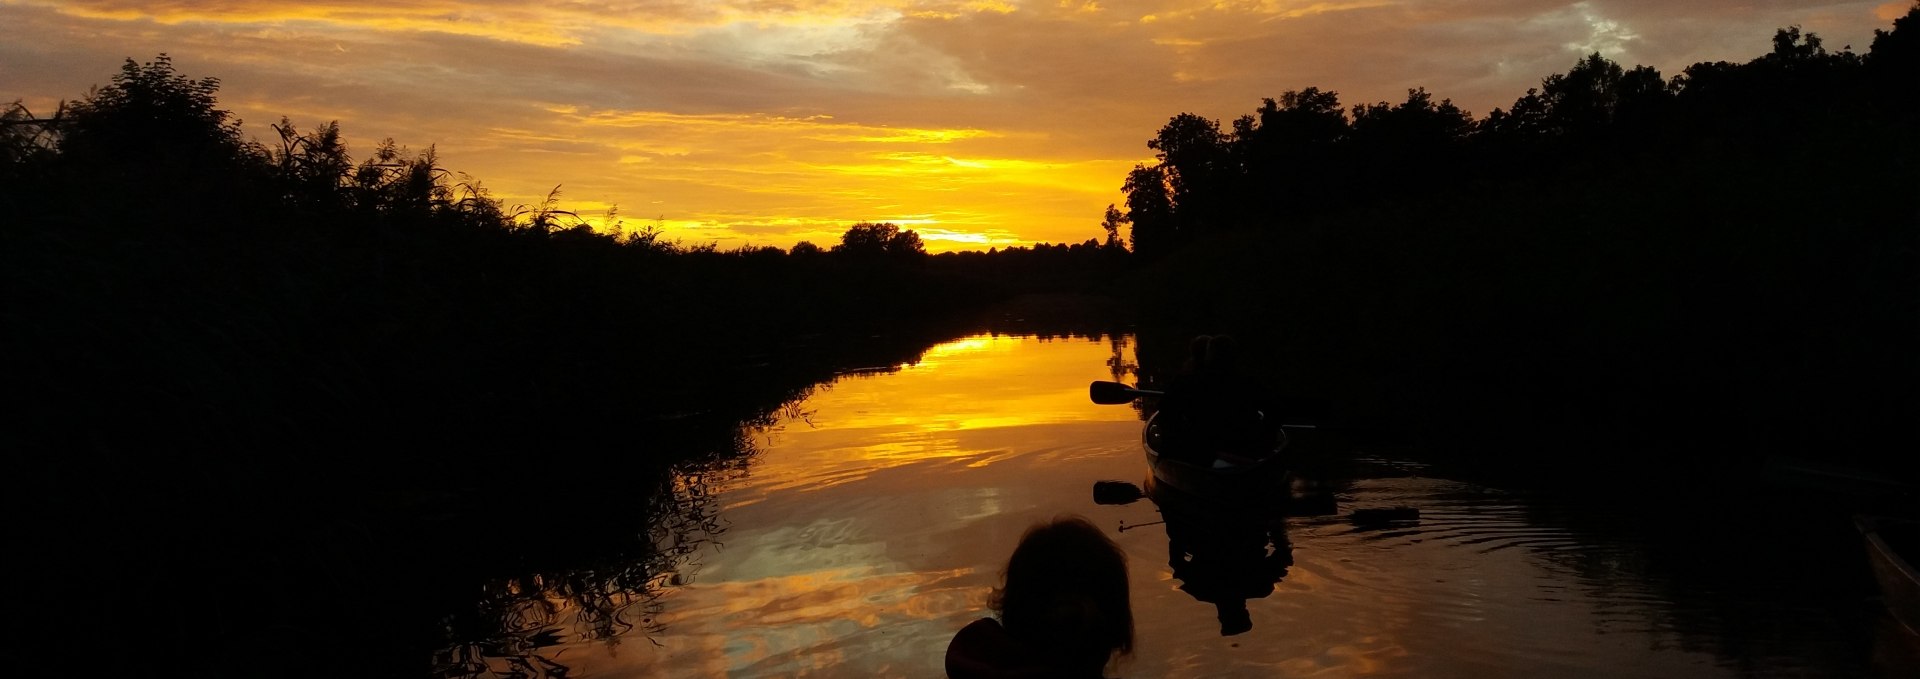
[1089,381,1138,405]
[1093,480,1146,505]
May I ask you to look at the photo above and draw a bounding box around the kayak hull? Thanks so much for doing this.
[1859,515,1920,636]
[1141,412,1289,499]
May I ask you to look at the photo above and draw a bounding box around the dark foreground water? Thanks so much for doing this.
[444,334,1918,678]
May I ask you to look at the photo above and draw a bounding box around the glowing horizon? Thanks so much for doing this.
[1,1,1905,252]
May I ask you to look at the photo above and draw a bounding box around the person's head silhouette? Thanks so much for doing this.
[1184,334,1214,375]
[995,515,1135,671]
[949,515,1134,677]
[1202,334,1239,373]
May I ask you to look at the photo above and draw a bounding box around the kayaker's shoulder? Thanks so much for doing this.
[945,617,1031,678]
[946,617,1111,679]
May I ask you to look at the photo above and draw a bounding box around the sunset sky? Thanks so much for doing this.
[2,1,1907,251]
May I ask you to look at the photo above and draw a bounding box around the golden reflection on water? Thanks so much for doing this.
[567,334,1144,677]
[726,334,1140,497]
[549,334,1799,678]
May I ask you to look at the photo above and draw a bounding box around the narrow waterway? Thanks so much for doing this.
[460,333,1917,678]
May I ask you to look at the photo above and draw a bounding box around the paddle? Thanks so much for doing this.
[1089,380,1162,404]
[1093,480,1146,505]
[1088,380,1318,429]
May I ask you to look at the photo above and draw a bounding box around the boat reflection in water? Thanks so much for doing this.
[1155,476,1293,636]
[1095,474,1336,637]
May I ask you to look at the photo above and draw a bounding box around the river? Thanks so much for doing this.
[443,333,1918,678]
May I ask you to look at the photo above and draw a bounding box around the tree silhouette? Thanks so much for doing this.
[1479,87,1552,144]
[1350,88,1473,154]
[887,228,926,261]
[1539,53,1627,136]
[1352,89,1470,138]
[1764,25,1827,63]
[1870,3,1920,73]
[60,54,253,168]
[1250,88,1348,149]
[1229,88,1351,225]
[1150,113,1234,235]
[1100,203,1130,250]
[832,221,925,262]
[1122,164,1176,258]
[1868,3,1920,118]
[1611,65,1674,131]
[271,118,352,209]
[1,101,60,185]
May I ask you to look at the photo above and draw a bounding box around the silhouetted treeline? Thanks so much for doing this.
[1115,8,1919,481]
[931,237,1130,294]
[0,56,1123,678]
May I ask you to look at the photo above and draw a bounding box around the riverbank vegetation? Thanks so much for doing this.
[1113,8,1918,483]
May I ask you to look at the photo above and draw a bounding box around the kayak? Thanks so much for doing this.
[1141,411,1289,498]
[1857,514,1920,636]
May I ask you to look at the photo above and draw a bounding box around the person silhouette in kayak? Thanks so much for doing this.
[1155,334,1275,466]
[945,515,1135,678]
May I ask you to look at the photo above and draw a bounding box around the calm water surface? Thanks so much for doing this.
[508,334,1915,678]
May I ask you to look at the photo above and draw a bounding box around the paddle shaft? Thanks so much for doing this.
[1091,381,1317,428]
